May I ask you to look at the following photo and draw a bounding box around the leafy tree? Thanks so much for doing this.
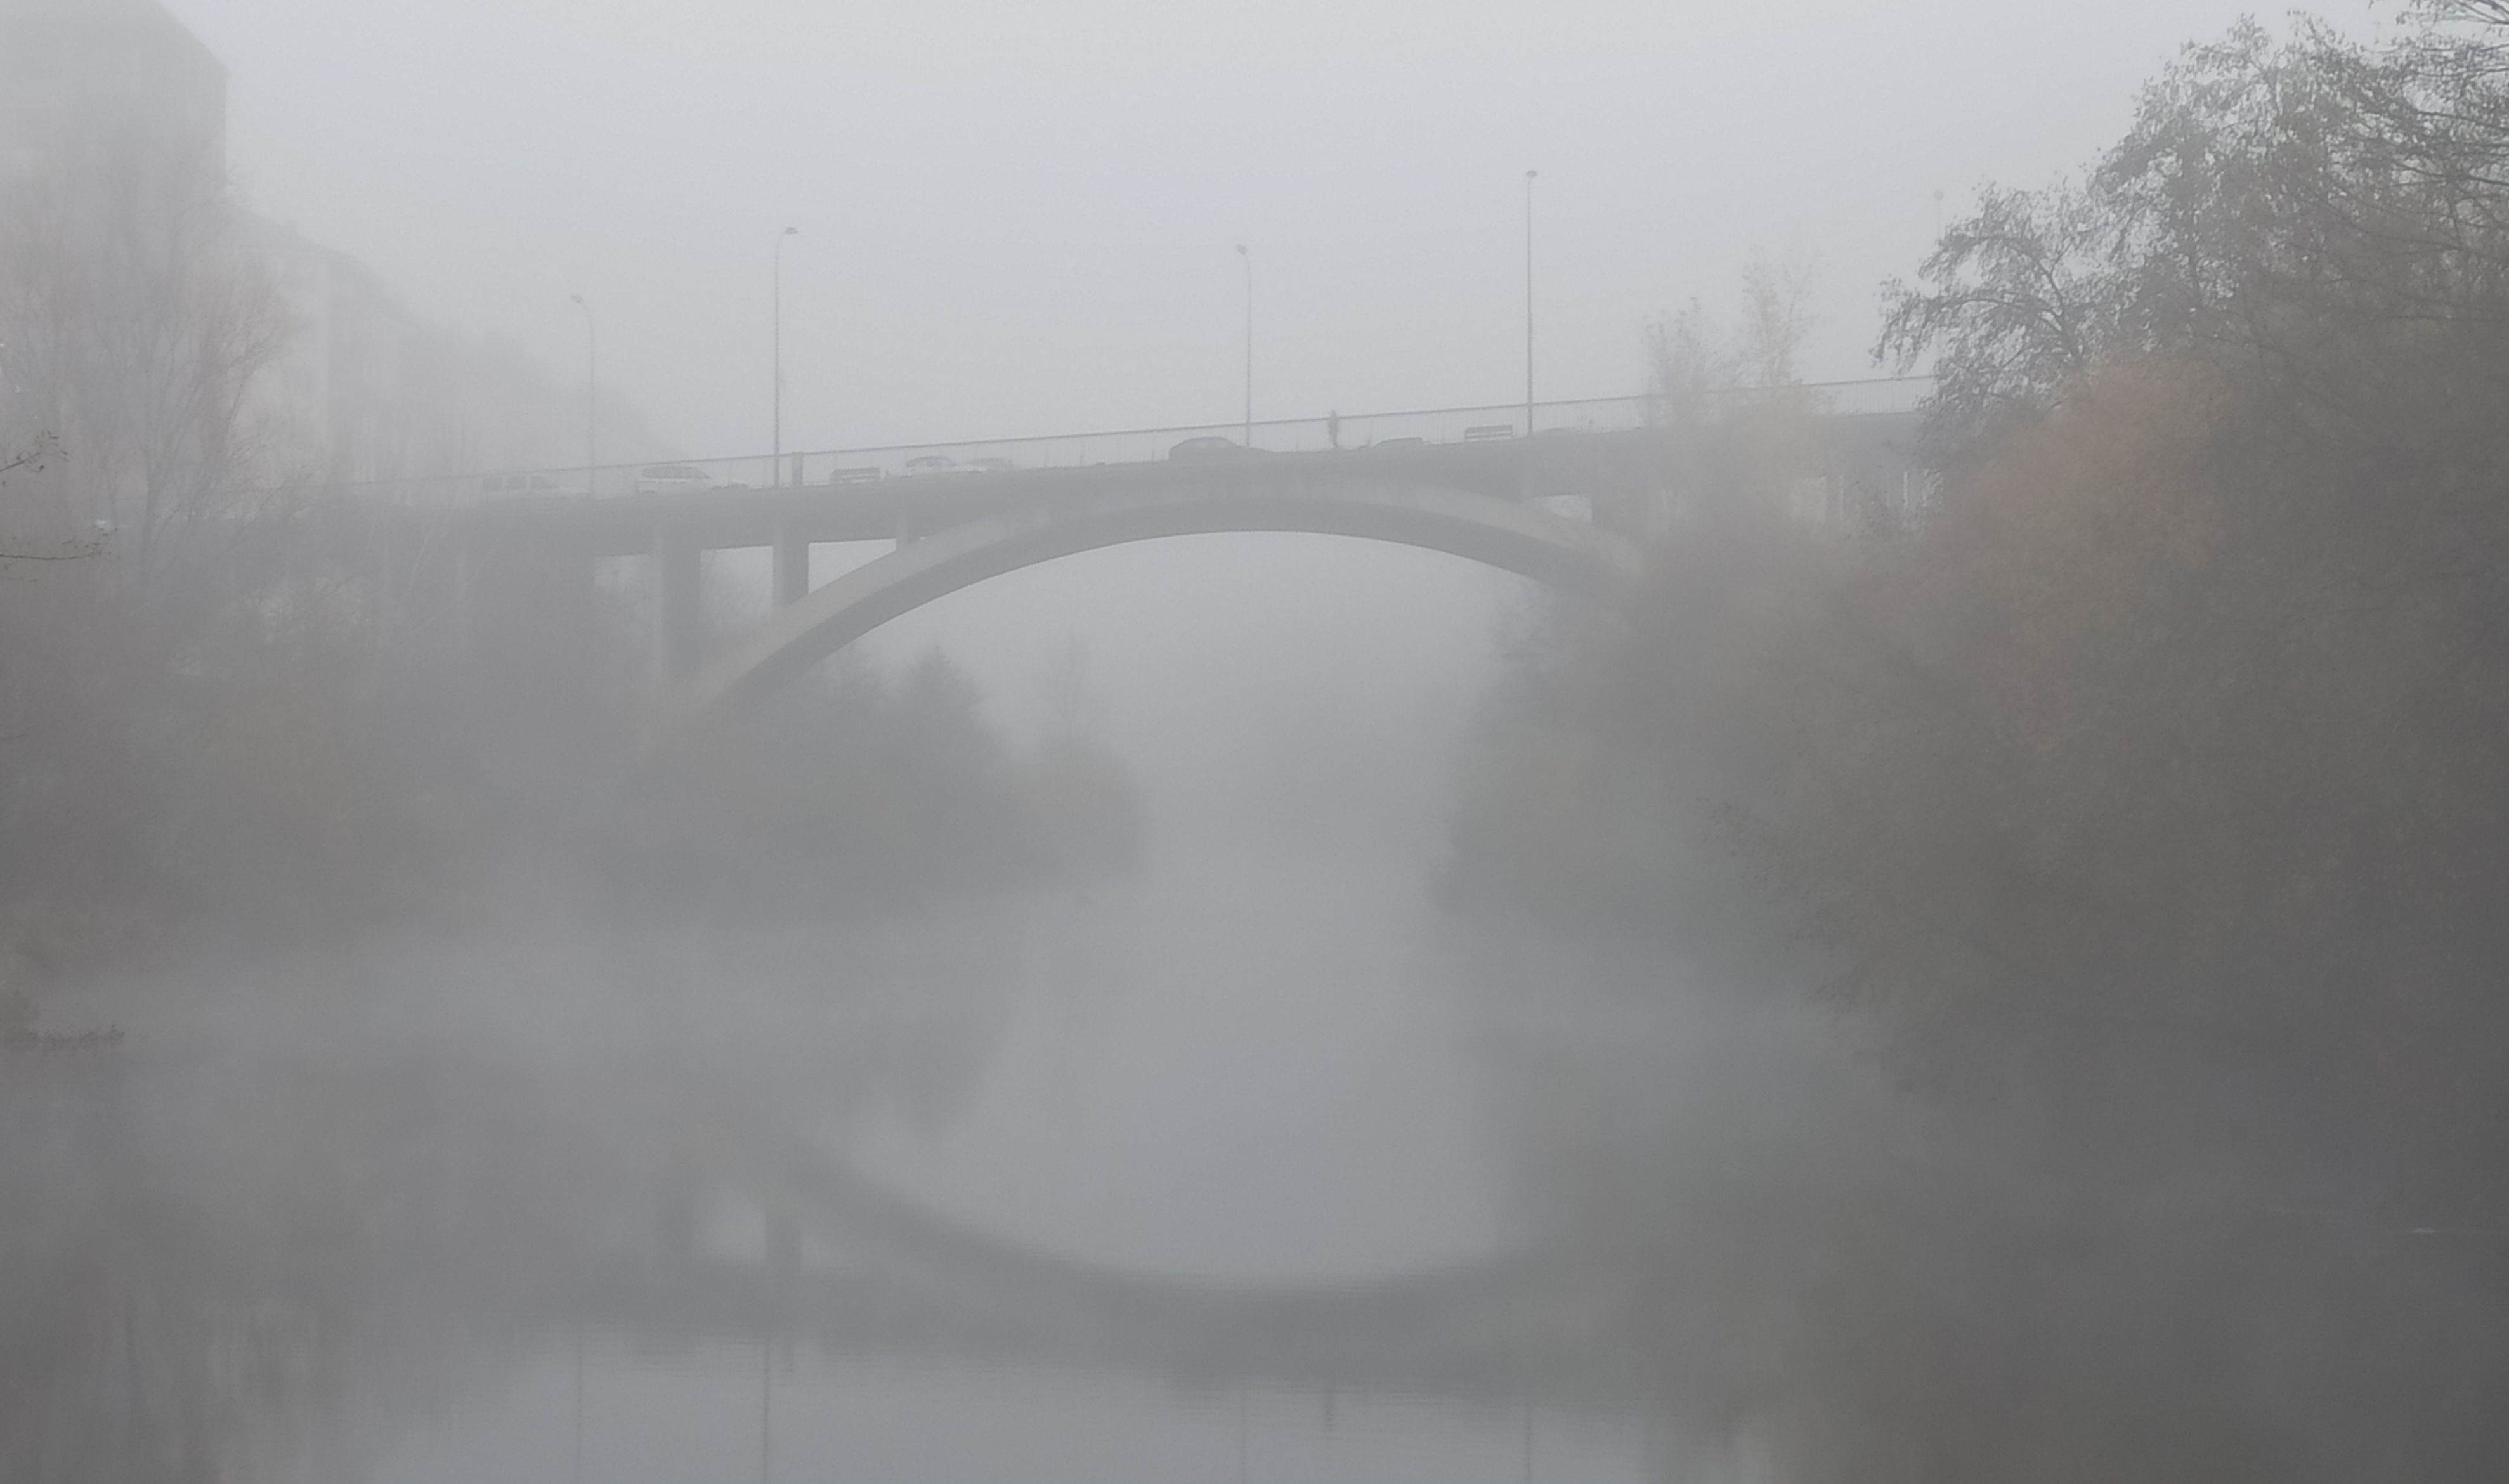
[1455,10,2509,1478]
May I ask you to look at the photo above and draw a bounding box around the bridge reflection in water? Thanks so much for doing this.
[368,1135,1661,1484]
[401,1348,1659,1484]
[313,897,1671,1484]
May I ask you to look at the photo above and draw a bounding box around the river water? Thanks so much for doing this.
[7,537,1679,1482]
[356,852,1656,1484]
[381,537,1659,1482]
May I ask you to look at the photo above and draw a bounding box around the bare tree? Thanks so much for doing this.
[0,136,290,575]
[1643,299,1728,426]
[1738,245,1819,389]
[0,435,101,567]
[1644,249,1821,422]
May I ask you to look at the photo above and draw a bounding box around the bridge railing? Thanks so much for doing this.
[339,377,1932,514]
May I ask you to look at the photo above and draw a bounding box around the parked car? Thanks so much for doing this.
[635,463,715,495]
[902,455,959,478]
[966,457,1016,474]
[1464,424,1518,441]
[826,466,883,485]
[1168,435,1244,460]
[1369,436,1426,451]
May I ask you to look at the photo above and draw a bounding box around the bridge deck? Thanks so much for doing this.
[434,412,1921,559]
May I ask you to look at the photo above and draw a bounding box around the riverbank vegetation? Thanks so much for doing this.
[0,142,1140,1005]
[1449,6,2509,1477]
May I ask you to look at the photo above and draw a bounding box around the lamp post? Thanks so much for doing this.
[570,1327,585,1484]
[773,226,798,485]
[1523,169,1537,436]
[1235,243,1252,450]
[569,294,595,495]
[759,1336,773,1484]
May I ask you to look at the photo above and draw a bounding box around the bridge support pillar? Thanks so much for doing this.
[651,1173,700,1276]
[766,1203,802,1289]
[447,537,478,656]
[652,521,701,684]
[771,524,810,609]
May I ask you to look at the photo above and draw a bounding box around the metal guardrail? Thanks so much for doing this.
[342,377,1932,513]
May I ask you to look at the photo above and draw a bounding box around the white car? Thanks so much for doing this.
[478,472,569,500]
[635,463,715,495]
[1168,436,1244,460]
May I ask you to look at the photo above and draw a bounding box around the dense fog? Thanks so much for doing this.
[8,1,2509,1481]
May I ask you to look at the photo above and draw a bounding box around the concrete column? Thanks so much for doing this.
[652,520,701,685]
[764,1203,802,1290]
[771,524,809,609]
[651,1174,700,1275]
[448,536,478,657]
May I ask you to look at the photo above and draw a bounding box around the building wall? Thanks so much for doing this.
[3,0,668,497]
[0,0,226,185]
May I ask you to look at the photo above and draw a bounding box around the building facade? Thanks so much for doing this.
[0,0,226,185]
[3,0,661,498]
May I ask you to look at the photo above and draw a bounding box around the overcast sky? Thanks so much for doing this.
[176,0,2387,459]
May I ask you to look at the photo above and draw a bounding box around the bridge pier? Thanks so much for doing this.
[649,1173,700,1273]
[447,538,479,658]
[765,1202,802,1287]
[652,519,702,684]
[771,523,809,609]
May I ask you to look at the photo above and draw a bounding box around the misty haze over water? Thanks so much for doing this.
[11,2,2509,1482]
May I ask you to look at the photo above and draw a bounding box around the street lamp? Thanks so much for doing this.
[1523,169,1537,436]
[773,226,798,485]
[569,293,595,496]
[1235,244,1252,450]
[570,1327,585,1484]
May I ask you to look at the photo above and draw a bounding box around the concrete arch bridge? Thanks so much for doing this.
[371,406,1920,748]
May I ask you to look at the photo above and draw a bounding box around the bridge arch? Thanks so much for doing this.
[653,474,1643,748]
